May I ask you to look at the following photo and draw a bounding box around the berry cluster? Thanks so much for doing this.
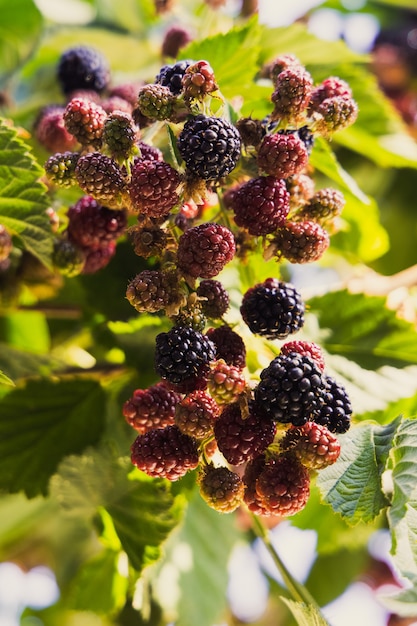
[40,45,357,518]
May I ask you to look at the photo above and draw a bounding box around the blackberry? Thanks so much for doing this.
[298,188,345,223]
[240,278,305,340]
[131,425,199,481]
[136,141,163,162]
[231,176,290,236]
[52,237,86,277]
[316,376,352,434]
[175,389,219,439]
[155,325,216,387]
[254,352,326,426]
[206,325,246,370]
[126,269,185,314]
[280,340,326,372]
[123,382,181,434]
[63,97,107,148]
[162,25,194,58]
[197,279,230,319]
[57,45,110,95]
[182,60,218,101]
[177,114,241,181]
[177,222,235,279]
[207,359,246,405]
[242,453,271,516]
[34,105,78,153]
[272,220,330,264]
[75,152,127,209]
[280,421,341,470]
[66,195,127,250]
[82,241,116,274]
[108,82,144,108]
[198,465,244,513]
[263,53,300,83]
[235,116,266,149]
[44,151,81,188]
[255,453,310,517]
[213,401,276,466]
[271,65,314,123]
[297,126,315,154]
[101,96,133,115]
[102,111,138,161]
[128,218,168,259]
[309,76,353,110]
[286,173,315,210]
[0,226,12,262]
[137,83,177,120]
[257,132,309,179]
[128,159,181,218]
[155,60,193,95]
[312,96,359,136]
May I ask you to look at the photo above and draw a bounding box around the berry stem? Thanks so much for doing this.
[249,512,326,616]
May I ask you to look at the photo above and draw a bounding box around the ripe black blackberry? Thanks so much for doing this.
[206,325,246,370]
[257,132,309,179]
[75,152,127,208]
[63,97,107,148]
[240,278,305,340]
[155,60,193,95]
[44,151,81,188]
[128,159,180,218]
[255,453,310,517]
[196,279,230,319]
[175,390,219,439]
[198,465,244,513]
[254,352,326,426]
[66,195,127,250]
[231,175,290,236]
[177,114,241,181]
[316,375,352,434]
[57,45,110,95]
[131,425,199,481]
[176,222,236,279]
[123,382,181,434]
[155,325,216,388]
[126,269,185,314]
[296,126,315,154]
[213,401,276,466]
[272,220,330,264]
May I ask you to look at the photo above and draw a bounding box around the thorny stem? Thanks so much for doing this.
[250,512,323,611]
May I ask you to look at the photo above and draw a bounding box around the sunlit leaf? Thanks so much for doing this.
[0,0,43,77]
[280,597,330,626]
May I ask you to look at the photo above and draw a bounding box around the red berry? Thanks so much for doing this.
[280,421,341,470]
[67,195,127,250]
[206,325,246,370]
[123,382,181,434]
[255,453,310,517]
[257,133,309,179]
[128,159,181,218]
[272,220,330,264]
[35,106,78,153]
[271,66,313,123]
[75,152,127,208]
[177,223,236,279]
[231,176,290,236]
[280,340,326,372]
[63,97,107,148]
[82,241,116,274]
[207,359,246,405]
[175,390,219,439]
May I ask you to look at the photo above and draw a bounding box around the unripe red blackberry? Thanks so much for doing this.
[57,45,110,95]
[102,111,138,161]
[177,222,235,279]
[213,401,276,466]
[309,76,353,110]
[312,96,359,136]
[280,340,326,372]
[136,141,164,162]
[263,53,300,83]
[271,66,314,124]
[52,237,86,277]
[231,176,290,236]
[123,381,181,434]
[155,325,216,388]
[196,279,230,319]
[254,352,326,426]
[0,226,12,262]
[82,241,116,274]
[240,278,305,340]
[316,376,352,434]
[128,159,180,218]
[155,59,193,95]
[206,325,246,370]
[177,114,241,181]
[44,151,81,188]
[131,425,199,481]
[182,60,218,101]
[298,188,345,223]
[128,218,168,259]
[255,453,310,517]
[109,82,144,108]
[162,25,194,58]
[63,97,107,148]
[207,359,246,405]
[286,173,315,210]
[66,195,127,250]
[272,220,330,264]
[136,83,177,121]
[75,152,127,209]
[126,269,185,314]
[242,453,271,516]
[257,132,309,179]
[235,116,266,149]
[198,465,244,513]
[101,96,133,115]
[175,390,219,439]
[280,421,341,470]
[34,106,79,153]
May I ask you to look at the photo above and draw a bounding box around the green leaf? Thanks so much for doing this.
[50,449,186,573]
[0,341,65,382]
[317,419,399,523]
[0,119,53,268]
[0,369,14,386]
[0,0,43,78]
[0,377,106,497]
[280,597,331,626]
